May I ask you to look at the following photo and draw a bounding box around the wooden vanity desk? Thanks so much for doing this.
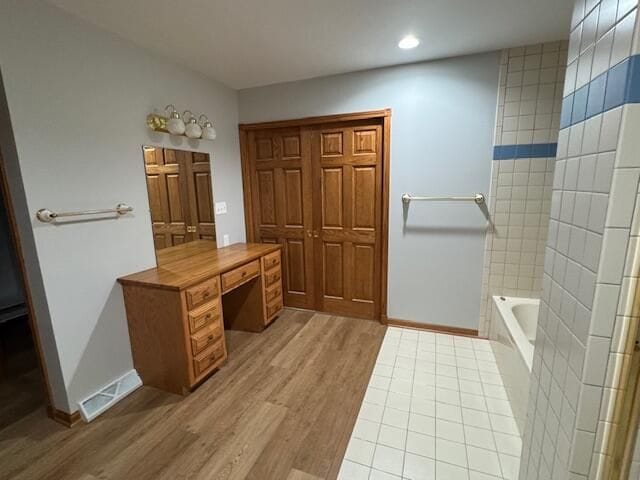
[118,241,283,395]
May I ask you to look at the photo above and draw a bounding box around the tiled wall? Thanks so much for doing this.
[479,43,567,337]
[519,0,640,478]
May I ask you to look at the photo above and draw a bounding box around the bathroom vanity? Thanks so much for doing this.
[118,241,283,395]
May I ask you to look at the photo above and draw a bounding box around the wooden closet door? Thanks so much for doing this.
[311,122,383,319]
[182,151,216,245]
[248,128,315,309]
[144,147,192,250]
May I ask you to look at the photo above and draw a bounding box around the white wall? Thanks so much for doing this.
[0,0,245,412]
[239,54,500,329]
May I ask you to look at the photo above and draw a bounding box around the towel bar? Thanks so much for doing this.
[401,193,485,205]
[36,203,133,223]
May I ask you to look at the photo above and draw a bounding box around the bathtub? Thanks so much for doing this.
[490,295,539,436]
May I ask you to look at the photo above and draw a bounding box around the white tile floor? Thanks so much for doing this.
[339,327,522,480]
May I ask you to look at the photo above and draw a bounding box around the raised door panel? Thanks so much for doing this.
[352,244,375,303]
[321,168,343,229]
[164,149,179,166]
[145,175,164,223]
[353,129,377,155]
[284,239,306,295]
[282,135,301,159]
[283,168,304,228]
[321,132,343,157]
[144,147,164,166]
[352,166,376,231]
[257,170,277,227]
[172,234,187,246]
[166,174,186,223]
[322,242,344,299]
[256,138,275,161]
[153,234,167,250]
[193,173,213,223]
[192,152,209,166]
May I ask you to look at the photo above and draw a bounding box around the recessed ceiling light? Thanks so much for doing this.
[398,35,420,50]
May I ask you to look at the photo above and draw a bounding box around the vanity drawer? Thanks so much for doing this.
[262,250,281,271]
[264,281,282,304]
[188,300,221,334]
[221,260,260,293]
[266,296,283,321]
[185,277,219,310]
[263,267,281,288]
[193,340,226,378]
[190,320,224,356]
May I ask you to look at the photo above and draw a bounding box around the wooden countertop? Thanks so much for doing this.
[118,241,282,290]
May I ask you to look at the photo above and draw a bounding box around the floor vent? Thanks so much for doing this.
[77,370,142,422]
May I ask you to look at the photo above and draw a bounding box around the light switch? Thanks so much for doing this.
[223,234,230,246]
[215,202,227,215]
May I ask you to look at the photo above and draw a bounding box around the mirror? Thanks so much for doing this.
[142,146,217,266]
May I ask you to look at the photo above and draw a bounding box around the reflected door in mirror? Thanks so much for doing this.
[143,147,216,252]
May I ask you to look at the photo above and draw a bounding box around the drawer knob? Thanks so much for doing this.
[242,271,247,277]
[203,292,210,297]
[208,334,214,341]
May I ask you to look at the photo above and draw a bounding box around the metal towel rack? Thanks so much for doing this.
[401,193,486,205]
[36,203,133,223]
[402,192,493,231]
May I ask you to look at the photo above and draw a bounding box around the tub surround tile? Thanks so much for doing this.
[520,4,640,479]
[480,42,566,337]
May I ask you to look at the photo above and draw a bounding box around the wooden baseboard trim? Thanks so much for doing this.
[383,317,480,338]
[47,406,82,428]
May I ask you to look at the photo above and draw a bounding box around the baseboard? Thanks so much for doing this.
[47,405,82,428]
[384,317,480,338]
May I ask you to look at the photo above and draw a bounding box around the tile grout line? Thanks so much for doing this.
[342,327,522,479]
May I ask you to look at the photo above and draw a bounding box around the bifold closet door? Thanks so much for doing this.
[248,128,316,309]
[144,147,192,249]
[181,151,216,243]
[311,122,383,319]
[144,148,215,250]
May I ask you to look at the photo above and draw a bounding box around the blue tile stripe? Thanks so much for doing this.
[493,143,558,160]
[561,54,640,129]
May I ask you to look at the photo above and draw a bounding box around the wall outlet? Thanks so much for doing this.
[223,234,230,246]
[215,202,227,215]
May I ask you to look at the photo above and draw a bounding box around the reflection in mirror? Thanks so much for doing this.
[142,146,217,266]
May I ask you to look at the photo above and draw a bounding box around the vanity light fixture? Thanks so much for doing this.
[200,114,217,140]
[398,35,420,49]
[183,110,203,139]
[146,106,216,141]
[165,104,185,135]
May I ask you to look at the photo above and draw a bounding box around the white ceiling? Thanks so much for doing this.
[46,0,574,90]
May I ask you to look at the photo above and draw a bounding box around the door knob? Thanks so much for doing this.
[306,230,312,238]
